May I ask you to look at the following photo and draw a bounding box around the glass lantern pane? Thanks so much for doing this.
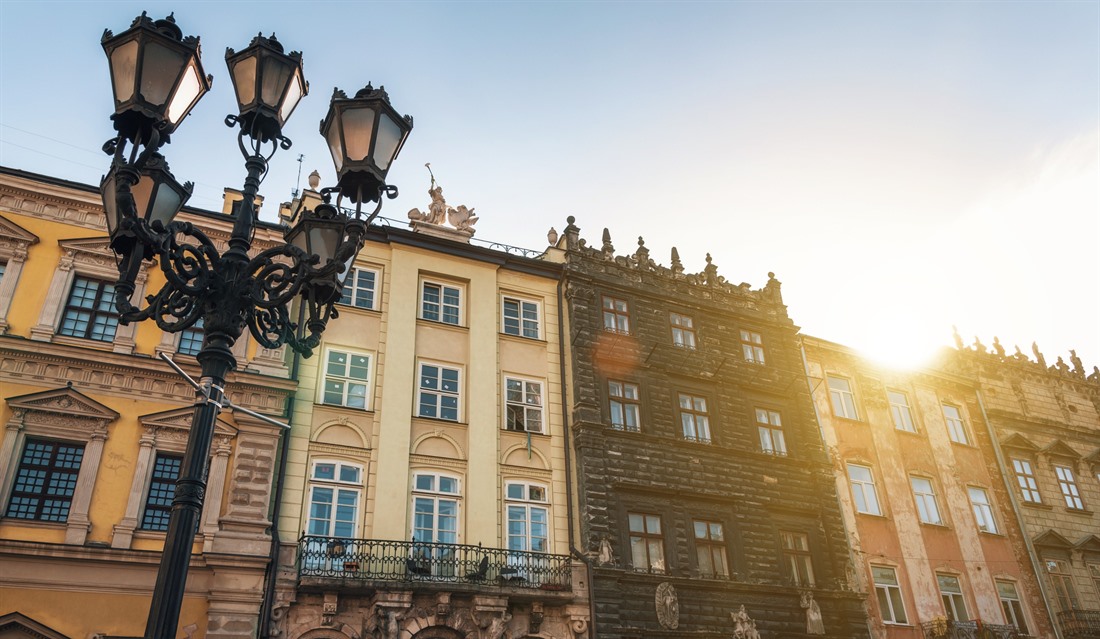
[342,106,377,162]
[260,55,293,109]
[148,181,183,227]
[373,112,403,170]
[141,40,188,108]
[279,70,305,123]
[110,39,139,103]
[309,226,341,263]
[130,175,155,221]
[325,117,344,172]
[231,55,257,109]
[167,61,202,126]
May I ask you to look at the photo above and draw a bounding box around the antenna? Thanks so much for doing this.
[291,153,304,198]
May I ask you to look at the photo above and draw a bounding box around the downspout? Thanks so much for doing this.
[558,272,597,639]
[973,389,1063,639]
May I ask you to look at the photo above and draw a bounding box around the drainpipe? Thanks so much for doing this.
[558,273,597,639]
[973,389,1062,639]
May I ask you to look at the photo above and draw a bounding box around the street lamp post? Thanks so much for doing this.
[98,13,412,639]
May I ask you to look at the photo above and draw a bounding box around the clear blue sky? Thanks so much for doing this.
[2,1,1097,369]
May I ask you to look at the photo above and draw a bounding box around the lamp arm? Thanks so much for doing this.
[244,243,318,310]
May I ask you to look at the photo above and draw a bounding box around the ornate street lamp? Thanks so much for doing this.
[98,13,412,639]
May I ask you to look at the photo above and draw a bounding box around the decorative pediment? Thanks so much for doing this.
[1073,535,1100,554]
[1000,433,1039,452]
[1041,440,1081,460]
[57,235,115,258]
[0,213,39,251]
[1084,449,1100,465]
[6,384,119,422]
[1033,529,1074,549]
[0,612,71,639]
[139,407,237,440]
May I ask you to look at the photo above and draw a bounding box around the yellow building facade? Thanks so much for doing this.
[0,168,296,639]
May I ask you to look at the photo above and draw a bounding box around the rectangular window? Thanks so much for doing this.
[421,281,462,325]
[872,566,908,625]
[943,405,969,445]
[780,531,815,586]
[1055,465,1084,509]
[678,393,711,443]
[340,267,378,310]
[911,476,943,525]
[411,473,461,573]
[997,580,1030,635]
[505,378,543,433]
[308,461,364,539]
[418,363,460,421]
[740,330,765,364]
[693,519,729,578]
[176,317,204,357]
[1046,559,1080,611]
[602,296,630,334]
[323,349,372,409]
[609,380,641,432]
[848,464,882,515]
[502,296,540,339]
[140,453,182,531]
[888,390,916,432]
[505,482,548,553]
[1012,459,1042,503]
[968,487,998,534]
[670,313,696,349]
[58,277,119,342]
[628,512,666,573]
[828,377,858,419]
[4,438,84,522]
[937,574,970,621]
[756,408,786,455]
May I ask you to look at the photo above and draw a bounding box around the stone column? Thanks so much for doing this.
[111,432,156,548]
[0,409,27,513]
[65,422,109,545]
[30,250,76,341]
[201,438,233,552]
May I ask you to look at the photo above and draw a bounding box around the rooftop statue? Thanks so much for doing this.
[408,163,478,238]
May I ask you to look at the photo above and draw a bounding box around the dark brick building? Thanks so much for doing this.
[556,218,870,638]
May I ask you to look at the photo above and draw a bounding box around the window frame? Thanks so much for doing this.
[306,459,365,540]
[417,361,462,422]
[937,573,971,621]
[996,580,1030,635]
[138,452,182,531]
[4,437,85,523]
[872,565,909,625]
[847,463,883,516]
[339,266,381,311]
[504,376,545,434]
[176,317,205,357]
[827,376,859,420]
[756,407,787,456]
[411,471,463,546]
[780,530,815,587]
[320,348,374,410]
[670,312,697,349]
[678,392,712,444]
[911,475,944,525]
[1012,458,1043,503]
[501,295,541,339]
[1046,559,1080,611]
[692,518,730,579]
[967,486,998,534]
[420,279,464,326]
[740,329,766,364]
[627,511,667,574]
[942,404,970,445]
[608,380,641,432]
[57,276,121,343]
[1054,464,1085,510]
[601,295,631,334]
[504,480,550,554]
[887,389,917,432]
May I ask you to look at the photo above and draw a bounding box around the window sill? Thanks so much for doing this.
[413,415,465,426]
[417,318,467,330]
[918,522,951,530]
[856,511,889,520]
[316,402,376,415]
[52,334,117,352]
[0,517,67,530]
[757,450,790,458]
[500,332,546,344]
[336,303,381,314]
[1064,507,1093,516]
[608,424,642,433]
[832,416,863,425]
[502,428,549,438]
[1020,500,1052,510]
[894,428,923,437]
[977,530,1005,537]
[602,328,632,337]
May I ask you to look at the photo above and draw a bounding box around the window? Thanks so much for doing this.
[1046,559,1080,611]
[1090,564,1100,601]
[412,473,461,565]
[307,461,364,539]
[4,438,84,522]
[502,296,539,339]
[505,378,543,433]
[693,520,729,578]
[628,512,666,573]
[323,349,372,409]
[888,390,916,432]
[997,580,1030,635]
[968,487,998,533]
[780,531,815,586]
[58,277,120,342]
[828,377,858,419]
[340,267,378,310]
[176,317,204,356]
[1012,458,1042,503]
[609,381,640,432]
[847,464,882,515]
[740,330,765,364]
[937,574,970,621]
[911,476,943,525]
[756,408,786,455]
[1055,465,1084,509]
[943,405,969,445]
[140,453,182,531]
[602,296,630,334]
[421,281,461,325]
[678,393,711,443]
[505,482,548,553]
[670,313,696,349]
[418,363,460,421]
[872,566,908,625]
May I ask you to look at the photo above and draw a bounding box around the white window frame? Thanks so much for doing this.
[504,481,550,554]
[888,389,916,432]
[504,376,544,434]
[1012,458,1042,503]
[756,408,787,456]
[872,565,909,625]
[602,295,630,334]
[848,463,882,515]
[740,329,765,364]
[678,393,711,443]
[320,348,374,410]
[670,312,697,349]
[937,573,970,621]
[420,279,463,326]
[997,580,1030,635]
[911,476,944,525]
[501,295,540,339]
[306,460,365,539]
[609,380,641,432]
[417,361,462,421]
[968,486,998,534]
[1055,464,1084,509]
[780,530,815,587]
[943,404,969,445]
[828,376,858,420]
[340,266,380,310]
[411,471,462,546]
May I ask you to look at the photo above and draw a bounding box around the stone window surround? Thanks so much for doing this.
[0,386,118,546]
[29,237,147,354]
[0,214,39,334]
[110,408,236,549]
[690,516,732,579]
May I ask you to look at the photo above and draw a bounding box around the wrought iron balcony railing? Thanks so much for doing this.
[919,620,1024,639]
[297,535,572,591]
[1058,609,1100,638]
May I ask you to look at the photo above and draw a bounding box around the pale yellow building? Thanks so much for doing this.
[0,167,295,639]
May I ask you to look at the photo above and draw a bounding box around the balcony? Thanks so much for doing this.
[297,535,573,593]
[919,620,1024,639]
[1059,609,1100,638]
